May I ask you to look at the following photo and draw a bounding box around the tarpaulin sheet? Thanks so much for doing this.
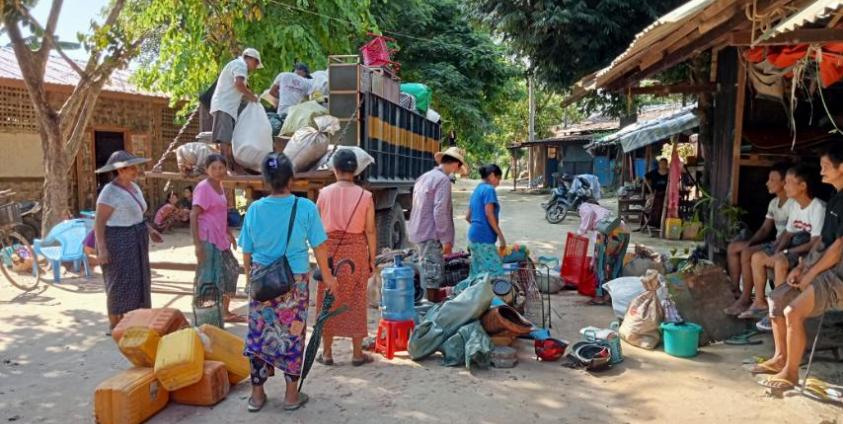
[440,320,494,368]
[408,274,494,360]
[601,109,699,153]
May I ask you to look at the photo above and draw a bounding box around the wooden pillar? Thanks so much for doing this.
[729,58,747,204]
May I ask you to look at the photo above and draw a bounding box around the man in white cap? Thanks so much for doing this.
[210,47,262,173]
[408,146,468,301]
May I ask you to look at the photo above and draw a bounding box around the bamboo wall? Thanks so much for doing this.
[0,83,199,213]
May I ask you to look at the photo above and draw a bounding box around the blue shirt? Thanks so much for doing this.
[467,182,499,244]
[239,195,327,273]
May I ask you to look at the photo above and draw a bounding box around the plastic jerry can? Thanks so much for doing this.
[112,308,188,343]
[94,367,169,424]
[172,361,230,406]
[154,328,204,391]
[117,327,161,367]
[380,255,416,321]
[665,218,683,240]
[197,324,250,384]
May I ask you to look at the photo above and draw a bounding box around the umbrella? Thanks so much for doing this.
[298,260,354,392]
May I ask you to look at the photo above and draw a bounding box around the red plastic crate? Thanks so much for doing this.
[560,232,596,297]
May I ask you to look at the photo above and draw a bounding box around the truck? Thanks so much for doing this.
[147,55,441,250]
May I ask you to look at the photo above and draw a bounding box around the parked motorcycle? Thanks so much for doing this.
[542,175,598,224]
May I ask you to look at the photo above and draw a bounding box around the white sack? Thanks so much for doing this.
[283,115,340,172]
[232,102,273,172]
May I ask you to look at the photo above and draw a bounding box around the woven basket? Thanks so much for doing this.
[0,202,21,226]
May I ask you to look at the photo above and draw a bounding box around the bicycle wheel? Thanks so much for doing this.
[0,231,41,291]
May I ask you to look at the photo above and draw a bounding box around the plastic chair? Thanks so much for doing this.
[33,218,94,282]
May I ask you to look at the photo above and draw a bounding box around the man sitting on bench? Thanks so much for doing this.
[755,146,843,390]
[724,162,791,315]
[742,164,825,320]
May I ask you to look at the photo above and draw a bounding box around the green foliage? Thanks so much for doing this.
[468,0,685,90]
[130,0,375,112]
[369,0,517,164]
[485,80,582,161]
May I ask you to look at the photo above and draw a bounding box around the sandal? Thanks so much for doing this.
[283,392,309,411]
[247,395,267,413]
[316,354,334,366]
[723,302,750,316]
[737,306,768,320]
[757,376,795,390]
[225,314,247,323]
[352,353,374,367]
[749,363,781,375]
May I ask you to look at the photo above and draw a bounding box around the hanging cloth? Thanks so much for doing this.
[666,143,682,220]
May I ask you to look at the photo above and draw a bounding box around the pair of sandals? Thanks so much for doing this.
[247,393,309,412]
[317,353,374,367]
[748,362,795,390]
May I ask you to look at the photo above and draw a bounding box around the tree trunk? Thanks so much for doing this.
[40,118,71,236]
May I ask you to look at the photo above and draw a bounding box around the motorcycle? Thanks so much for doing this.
[542,175,598,224]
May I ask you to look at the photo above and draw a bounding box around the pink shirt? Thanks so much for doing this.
[317,182,372,234]
[193,179,230,250]
[154,203,177,227]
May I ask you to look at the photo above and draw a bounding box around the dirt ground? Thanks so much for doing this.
[1,179,841,423]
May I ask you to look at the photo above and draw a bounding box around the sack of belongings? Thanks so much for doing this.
[622,244,667,277]
[603,276,647,319]
[280,100,328,136]
[283,115,340,172]
[619,270,665,349]
[176,142,217,176]
[232,102,273,172]
[440,321,495,369]
[315,146,375,176]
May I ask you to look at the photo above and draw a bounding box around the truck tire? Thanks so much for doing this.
[377,204,408,250]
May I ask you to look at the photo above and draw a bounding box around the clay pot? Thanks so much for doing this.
[481,305,533,336]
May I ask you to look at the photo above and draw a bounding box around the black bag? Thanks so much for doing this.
[249,198,298,302]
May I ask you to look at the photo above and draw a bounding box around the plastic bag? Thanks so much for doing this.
[310,70,328,102]
[426,107,441,123]
[400,83,432,114]
[280,100,328,136]
[618,270,665,349]
[603,276,646,319]
[231,102,273,172]
[283,115,340,172]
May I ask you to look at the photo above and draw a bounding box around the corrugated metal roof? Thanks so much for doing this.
[755,0,843,44]
[596,0,715,83]
[0,47,166,98]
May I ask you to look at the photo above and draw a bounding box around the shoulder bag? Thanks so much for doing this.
[249,197,299,302]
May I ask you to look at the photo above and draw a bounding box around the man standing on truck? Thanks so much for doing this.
[408,147,468,301]
[269,63,314,118]
[210,48,262,174]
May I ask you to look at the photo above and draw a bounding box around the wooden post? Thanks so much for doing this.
[729,58,747,204]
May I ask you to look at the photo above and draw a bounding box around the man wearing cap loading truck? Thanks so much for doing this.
[210,48,262,174]
[408,147,468,302]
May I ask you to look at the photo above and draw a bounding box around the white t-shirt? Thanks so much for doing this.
[786,197,826,237]
[273,72,314,114]
[765,197,793,237]
[210,57,249,119]
[97,182,147,227]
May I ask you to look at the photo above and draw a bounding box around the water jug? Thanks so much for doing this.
[381,255,415,321]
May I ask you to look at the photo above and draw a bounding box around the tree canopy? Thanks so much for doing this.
[468,0,684,90]
[370,0,517,163]
[132,0,375,109]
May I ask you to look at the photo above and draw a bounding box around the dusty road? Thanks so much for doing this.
[0,179,840,423]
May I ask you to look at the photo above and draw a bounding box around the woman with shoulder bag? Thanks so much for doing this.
[239,152,337,412]
[94,151,163,332]
[315,149,377,366]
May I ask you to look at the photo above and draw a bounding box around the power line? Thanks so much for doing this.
[265,0,499,55]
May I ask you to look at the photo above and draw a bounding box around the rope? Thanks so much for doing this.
[152,106,199,173]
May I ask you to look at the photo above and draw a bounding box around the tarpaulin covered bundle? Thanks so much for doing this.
[440,321,494,368]
[399,83,432,115]
[408,274,494,360]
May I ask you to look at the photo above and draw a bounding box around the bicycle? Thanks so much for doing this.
[0,190,41,291]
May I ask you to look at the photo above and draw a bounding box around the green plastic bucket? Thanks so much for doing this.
[660,322,702,358]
